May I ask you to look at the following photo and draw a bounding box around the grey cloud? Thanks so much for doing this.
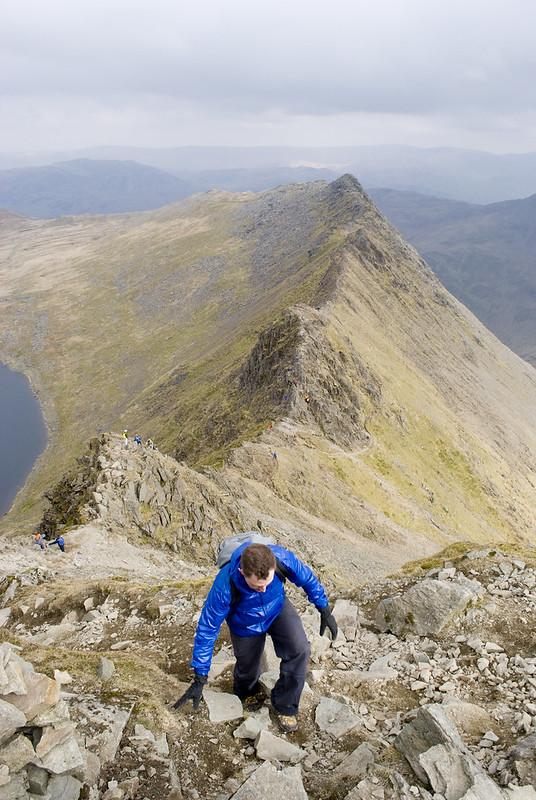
[1,0,535,149]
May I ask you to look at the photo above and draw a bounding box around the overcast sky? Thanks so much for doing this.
[1,0,536,153]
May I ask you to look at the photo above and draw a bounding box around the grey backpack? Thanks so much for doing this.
[216,531,288,604]
[216,531,274,568]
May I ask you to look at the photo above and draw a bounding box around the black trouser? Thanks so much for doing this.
[230,599,311,716]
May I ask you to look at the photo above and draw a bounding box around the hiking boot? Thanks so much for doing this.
[276,713,298,733]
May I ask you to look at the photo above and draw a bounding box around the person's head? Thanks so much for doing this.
[239,544,276,592]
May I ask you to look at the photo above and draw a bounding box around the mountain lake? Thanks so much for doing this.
[0,363,47,516]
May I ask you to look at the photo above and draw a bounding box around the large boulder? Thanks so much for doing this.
[230,761,308,799]
[255,730,305,763]
[203,691,243,724]
[0,698,26,745]
[376,579,477,636]
[35,722,84,773]
[395,704,505,799]
[315,697,362,739]
[3,672,60,722]
[0,734,37,772]
[332,599,359,641]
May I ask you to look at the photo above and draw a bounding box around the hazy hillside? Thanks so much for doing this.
[3,145,536,202]
[0,158,192,217]
[0,159,338,217]
[371,188,536,366]
[1,176,535,580]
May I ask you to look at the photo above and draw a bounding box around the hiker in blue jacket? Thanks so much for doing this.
[48,535,65,552]
[174,540,337,733]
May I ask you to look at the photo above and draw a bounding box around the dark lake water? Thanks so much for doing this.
[0,363,47,516]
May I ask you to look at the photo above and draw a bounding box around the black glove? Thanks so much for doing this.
[173,673,208,710]
[318,605,338,640]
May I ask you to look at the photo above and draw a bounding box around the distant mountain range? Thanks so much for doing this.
[2,145,536,203]
[0,158,339,218]
[0,159,192,217]
[371,188,536,367]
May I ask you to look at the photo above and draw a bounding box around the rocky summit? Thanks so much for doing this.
[0,176,536,799]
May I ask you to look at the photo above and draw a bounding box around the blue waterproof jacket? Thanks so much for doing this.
[191,544,328,675]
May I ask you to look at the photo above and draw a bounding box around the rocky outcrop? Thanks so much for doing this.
[238,305,381,450]
[376,577,481,636]
[40,433,243,557]
[0,644,84,799]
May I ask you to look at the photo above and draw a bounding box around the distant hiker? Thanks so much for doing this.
[48,535,65,553]
[122,430,129,449]
[134,434,142,446]
[266,422,273,431]
[304,394,310,405]
[173,534,337,733]
[272,450,278,461]
[33,531,47,550]
[146,438,156,450]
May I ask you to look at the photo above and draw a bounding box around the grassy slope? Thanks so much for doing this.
[1,177,535,566]
[0,183,339,519]
[371,188,536,366]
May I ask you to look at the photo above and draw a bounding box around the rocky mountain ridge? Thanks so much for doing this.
[1,175,536,798]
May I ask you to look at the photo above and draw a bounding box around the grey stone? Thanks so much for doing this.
[0,608,12,627]
[133,723,155,742]
[395,704,506,800]
[442,700,494,738]
[32,698,70,726]
[504,788,536,799]
[395,704,466,784]
[3,671,60,722]
[315,697,361,739]
[72,747,101,786]
[53,669,73,685]
[344,778,385,800]
[233,708,271,739]
[509,733,536,760]
[208,647,236,682]
[0,764,9,786]
[1,771,29,799]
[47,774,82,800]
[0,698,26,745]
[32,622,76,644]
[258,670,279,693]
[376,580,476,636]
[97,657,115,681]
[334,742,376,779]
[255,730,305,763]
[98,705,132,764]
[155,732,169,755]
[0,647,29,696]
[35,722,84,773]
[83,610,102,623]
[0,733,36,772]
[418,743,503,800]
[204,691,243,723]
[230,761,307,799]
[27,764,49,795]
[260,637,280,673]
[333,599,359,641]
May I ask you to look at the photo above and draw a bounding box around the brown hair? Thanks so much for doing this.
[240,544,276,579]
